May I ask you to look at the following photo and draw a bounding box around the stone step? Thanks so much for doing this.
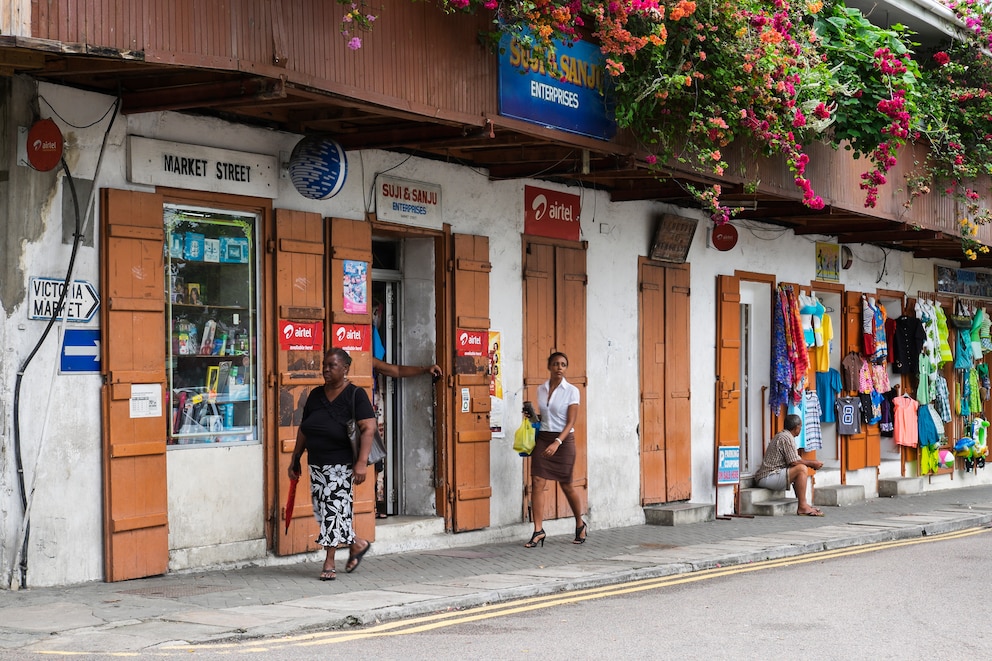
[739,486,791,512]
[749,498,799,517]
[643,502,715,526]
[878,477,925,497]
[813,484,865,507]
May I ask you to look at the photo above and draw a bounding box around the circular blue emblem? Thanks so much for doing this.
[289,136,348,200]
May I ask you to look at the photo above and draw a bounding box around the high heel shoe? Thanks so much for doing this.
[524,529,546,548]
[573,522,588,544]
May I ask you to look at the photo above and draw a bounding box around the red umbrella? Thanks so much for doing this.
[284,477,299,534]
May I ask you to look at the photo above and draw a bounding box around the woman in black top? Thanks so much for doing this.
[289,347,375,580]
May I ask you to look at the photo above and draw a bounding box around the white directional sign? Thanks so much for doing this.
[28,277,100,323]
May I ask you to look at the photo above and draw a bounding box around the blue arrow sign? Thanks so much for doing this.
[61,328,101,373]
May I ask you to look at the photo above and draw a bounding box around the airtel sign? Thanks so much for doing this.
[456,329,486,356]
[332,323,371,353]
[524,185,581,241]
[277,320,323,351]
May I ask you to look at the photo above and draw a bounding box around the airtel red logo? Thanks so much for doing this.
[459,332,481,346]
[337,326,363,341]
[283,323,313,339]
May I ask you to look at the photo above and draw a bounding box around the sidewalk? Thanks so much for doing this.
[3,484,992,654]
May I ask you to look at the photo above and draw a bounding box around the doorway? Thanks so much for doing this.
[738,279,774,476]
[371,237,438,518]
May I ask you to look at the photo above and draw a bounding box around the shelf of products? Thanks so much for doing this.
[165,205,259,447]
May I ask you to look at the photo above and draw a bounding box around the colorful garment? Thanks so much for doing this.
[872,301,888,363]
[933,303,953,366]
[812,312,834,373]
[815,369,843,423]
[933,375,952,423]
[862,296,876,356]
[841,352,862,393]
[880,389,896,437]
[788,395,808,450]
[836,397,862,435]
[871,364,890,393]
[770,287,792,411]
[892,396,920,448]
[918,404,939,448]
[804,390,824,451]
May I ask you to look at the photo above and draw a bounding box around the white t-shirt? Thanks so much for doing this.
[537,377,580,434]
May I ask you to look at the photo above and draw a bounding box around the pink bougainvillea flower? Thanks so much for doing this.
[347,37,362,50]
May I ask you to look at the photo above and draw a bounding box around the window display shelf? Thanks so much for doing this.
[165,205,259,447]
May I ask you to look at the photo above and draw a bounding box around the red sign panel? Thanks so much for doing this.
[456,329,487,356]
[711,223,739,251]
[27,118,64,172]
[278,320,323,351]
[332,323,371,353]
[524,185,581,241]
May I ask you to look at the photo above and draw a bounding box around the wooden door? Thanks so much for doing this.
[841,290,866,471]
[640,260,667,503]
[450,233,492,531]
[715,274,742,451]
[272,209,324,555]
[100,188,169,582]
[328,217,377,541]
[522,239,588,520]
[640,260,692,503]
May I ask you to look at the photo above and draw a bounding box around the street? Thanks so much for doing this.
[12,525,980,660]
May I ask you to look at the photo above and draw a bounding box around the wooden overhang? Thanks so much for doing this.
[2,35,990,269]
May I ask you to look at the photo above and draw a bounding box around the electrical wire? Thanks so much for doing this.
[9,96,120,589]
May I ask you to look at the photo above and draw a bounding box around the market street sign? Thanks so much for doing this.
[60,328,101,373]
[28,277,100,323]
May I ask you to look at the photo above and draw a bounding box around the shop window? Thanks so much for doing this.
[164,205,259,447]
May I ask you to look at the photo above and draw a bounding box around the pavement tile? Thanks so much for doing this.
[0,601,104,631]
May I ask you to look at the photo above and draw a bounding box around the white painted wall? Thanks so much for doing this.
[4,80,992,588]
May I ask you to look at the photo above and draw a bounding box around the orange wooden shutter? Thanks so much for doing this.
[100,188,169,582]
[327,217,376,542]
[665,263,692,500]
[841,290,867,471]
[639,260,667,504]
[272,209,324,555]
[451,233,492,532]
[555,244,588,514]
[715,275,742,449]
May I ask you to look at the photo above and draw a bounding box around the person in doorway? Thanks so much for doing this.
[523,351,587,547]
[288,347,374,581]
[753,413,825,516]
[370,319,441,518]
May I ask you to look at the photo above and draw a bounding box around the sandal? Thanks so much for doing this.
[797,508,824,517]
[345,540,371,573]
[524,529,546,548]
[319,568,336,581]
[573,522,588,544]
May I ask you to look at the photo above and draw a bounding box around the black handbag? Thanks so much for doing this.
[347,387,387,465]
[950,301,972,330]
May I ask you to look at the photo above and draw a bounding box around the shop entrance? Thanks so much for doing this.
[371,237,439,518]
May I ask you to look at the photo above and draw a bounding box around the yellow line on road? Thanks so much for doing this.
[162,525,988,653]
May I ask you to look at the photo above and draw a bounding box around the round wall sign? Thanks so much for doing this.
[711,223,738,251]
[288,136,348,200]
[26,118,64,172]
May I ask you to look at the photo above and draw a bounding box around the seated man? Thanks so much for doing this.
[753,413,824,516]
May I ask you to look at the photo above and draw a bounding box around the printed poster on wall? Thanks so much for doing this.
[343,259,368,314]
[456,328,486,356]
[489,331,504,437]
[815,242,840,283]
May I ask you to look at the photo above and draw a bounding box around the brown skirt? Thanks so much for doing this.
[530,430,576,482]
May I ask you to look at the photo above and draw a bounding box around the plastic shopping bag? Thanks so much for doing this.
[513,418,536,456]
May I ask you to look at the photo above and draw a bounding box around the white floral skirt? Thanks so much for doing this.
[308,464,355,548]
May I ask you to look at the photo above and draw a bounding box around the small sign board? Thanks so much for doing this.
[60,328,101,374]
[332,323,371,353]
[649,214,697,264]
[717,445,740,485]
[29,277,100,323]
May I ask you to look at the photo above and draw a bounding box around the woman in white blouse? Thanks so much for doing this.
[523,352,587,547]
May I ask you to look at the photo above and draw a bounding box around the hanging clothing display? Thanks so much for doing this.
[804,390,823,451]
[879,389,896,437]
[787,394,808,450]
[933,302,953,367]
[891,315,926,375]
[841,352,862,393]
[892,395,919,448]
[815,369,842,423]
[811,310,834,372]
[770,285,809,410]
[918,403,940,449]
[835,396,862,435]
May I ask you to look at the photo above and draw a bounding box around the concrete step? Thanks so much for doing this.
[879,477,925,497]
[749,498,799,516]
[813,484,865,507]
[644,502,715,526]
[739,487,790,512]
